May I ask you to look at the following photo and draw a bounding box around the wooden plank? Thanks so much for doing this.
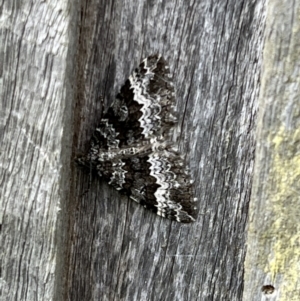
[0,1,78,300]
[243,0,300,300]
[70,0,265,300]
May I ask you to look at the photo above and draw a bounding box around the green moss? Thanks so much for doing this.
[268,126,300,299]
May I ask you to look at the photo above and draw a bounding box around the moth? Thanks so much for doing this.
[77,54,197,223]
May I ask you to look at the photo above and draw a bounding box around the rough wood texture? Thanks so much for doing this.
[1,1,78,300]
[70,1,265,300]
[243,1,300,300]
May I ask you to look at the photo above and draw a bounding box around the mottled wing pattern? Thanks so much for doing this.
[78,55,197,223]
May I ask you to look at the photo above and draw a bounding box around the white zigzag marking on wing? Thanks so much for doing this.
[148,149,184,220]
[129,56,162,139]
[108,159,127,190]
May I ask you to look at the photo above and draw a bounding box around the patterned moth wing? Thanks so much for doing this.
[78,54,197,223]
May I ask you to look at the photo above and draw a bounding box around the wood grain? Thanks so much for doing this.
[2,0,275,300]
[70,1,265,300]
[0,1,78,300]
[243,0,300,300]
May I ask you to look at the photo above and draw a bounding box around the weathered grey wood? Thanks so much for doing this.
[70,1,265,300]
[0,1,78,300]
[243,0,300,300]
